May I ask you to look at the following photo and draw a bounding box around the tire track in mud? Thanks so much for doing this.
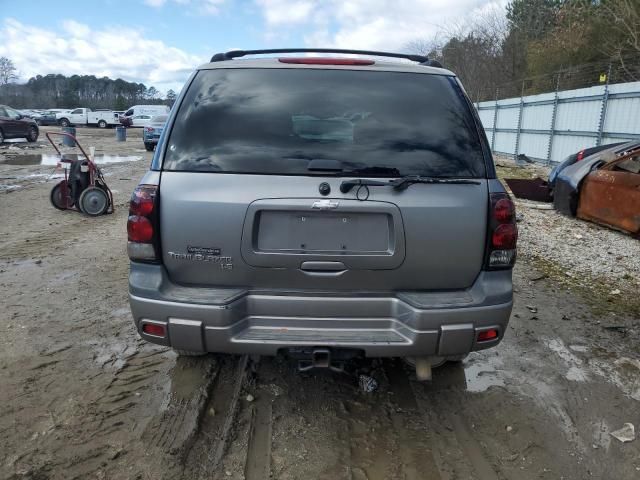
[142,354,221,458]
[180,354,250,480]
[383,360,443,480]
[244,359,274,480]
[408,363,501,480]
[240,357,448,480]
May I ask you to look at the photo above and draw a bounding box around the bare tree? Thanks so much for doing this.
[0,57,18,85]
[406,6,512,100]
[599,0,640,80]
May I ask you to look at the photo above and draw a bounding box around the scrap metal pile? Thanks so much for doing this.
[505,142,640,238]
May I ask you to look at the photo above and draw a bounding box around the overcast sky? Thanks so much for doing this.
[1,0,507,95]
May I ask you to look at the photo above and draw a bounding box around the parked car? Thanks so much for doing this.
[0,104,39,143]
[32,110,59,126]
[127,49,517,379]
[19,109,37,119]
[57,108,121,128]
[120,105,169,128]
[142,114,168,151]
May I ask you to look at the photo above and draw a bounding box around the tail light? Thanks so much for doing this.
[477,329,499,342]
[576,149,585,161]
[485,192,517,269]
[145,127,154,133]
[127,184,159,262]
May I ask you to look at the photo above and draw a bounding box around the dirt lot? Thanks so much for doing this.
[1,128,639,479]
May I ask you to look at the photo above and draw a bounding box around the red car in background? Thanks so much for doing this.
[0,105,39,143]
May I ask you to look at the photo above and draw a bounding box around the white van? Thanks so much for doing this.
[121,105,169,128]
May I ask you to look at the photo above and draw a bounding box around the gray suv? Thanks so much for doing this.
[127,49,517,378]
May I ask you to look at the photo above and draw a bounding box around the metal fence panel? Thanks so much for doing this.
[521,104,553,129]
[555,98,601,131]
[474,80,640,164]
[494,131,517,154]
[519,132,549,159]
[477,108,494,129]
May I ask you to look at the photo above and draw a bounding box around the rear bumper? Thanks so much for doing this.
[129,263,513,357]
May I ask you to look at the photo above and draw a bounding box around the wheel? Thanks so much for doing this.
[50,182,72,210]
[98,120,107,128]
[59,118,70,127]
[36,119,42,126]
[144,142,155,152]
[0,128,4,144]
[27,126,38,142]
[173,349,207,356]
[78,186,109,216]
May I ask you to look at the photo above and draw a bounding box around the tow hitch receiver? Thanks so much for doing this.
[297,348,345,373]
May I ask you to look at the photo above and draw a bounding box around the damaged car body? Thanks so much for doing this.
[554,141,640,236]
[577,152,640,236]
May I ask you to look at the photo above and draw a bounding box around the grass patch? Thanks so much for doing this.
[495,164,542,181]
[527,254,640,320]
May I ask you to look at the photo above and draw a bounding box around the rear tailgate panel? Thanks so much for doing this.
[159,172,488,291]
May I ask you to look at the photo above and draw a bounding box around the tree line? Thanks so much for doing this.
[408,0,640,101]
[0,64,177,110]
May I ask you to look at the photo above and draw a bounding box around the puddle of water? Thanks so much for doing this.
[590,356,640,401]
[463,354,506,392]
[546,338,590,382]
[0,153,142,166]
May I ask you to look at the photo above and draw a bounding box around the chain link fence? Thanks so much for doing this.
[474,55,640,103]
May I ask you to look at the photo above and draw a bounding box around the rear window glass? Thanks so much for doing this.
[163,68,485,177]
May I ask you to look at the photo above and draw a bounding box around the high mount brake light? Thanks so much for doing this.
[127,184,159,262]
[278,57,375,66]
[486,192,518,269]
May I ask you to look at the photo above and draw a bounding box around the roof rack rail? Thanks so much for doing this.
[210,48,429,64]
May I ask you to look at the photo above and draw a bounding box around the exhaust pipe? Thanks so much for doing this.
[414,357,433,382]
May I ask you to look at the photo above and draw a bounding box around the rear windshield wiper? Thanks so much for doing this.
[340,175,481,193]
[389,176,481,191]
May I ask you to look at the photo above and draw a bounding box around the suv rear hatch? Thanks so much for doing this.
[158,65,489,291]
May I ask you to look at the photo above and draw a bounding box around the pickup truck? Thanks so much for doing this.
[57,108,121,128]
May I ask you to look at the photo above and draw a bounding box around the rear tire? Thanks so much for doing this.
[27,126,38,142]
[79,186,109,216]
[173,349,207,356]
[98,120,107,128]
[0,128,4,144]
[50,182,72,210]
[144,142,155,152]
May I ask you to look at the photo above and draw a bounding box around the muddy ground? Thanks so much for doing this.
[1,128,639,479]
